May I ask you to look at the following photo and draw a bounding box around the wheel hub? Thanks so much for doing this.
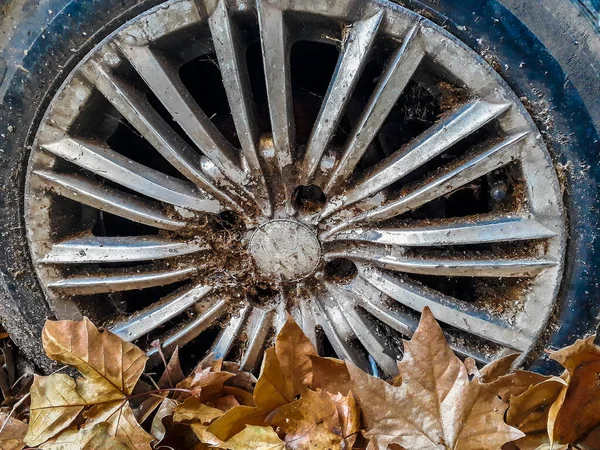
[249,220,321,282]
[24,0,566,374]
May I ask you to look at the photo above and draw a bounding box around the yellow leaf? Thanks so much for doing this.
[42,317,147,396]
[85,402,153,450]
[218,425,285,450]
[348,307,524,450]
[0,413,27,450]
[173,398,224,424]
[24,374,89,446]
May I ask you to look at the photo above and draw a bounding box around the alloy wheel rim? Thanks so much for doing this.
[25,0,566,375]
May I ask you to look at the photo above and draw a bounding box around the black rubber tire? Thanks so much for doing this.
[0,0,599,373]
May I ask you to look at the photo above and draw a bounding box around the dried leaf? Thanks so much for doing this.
[329,392,360,448]
[348,307,524,449]
[310,356,352,395]
[0,413,27,450]
[39,423,131,450]
[548,336,600,443]
[24,374,88,446]
[269,389,342,449]
[42,317,147,397]
[174,397,224,424]
[274,315,317,400]
[217,425,285,450]
[86,402,154,450]
[480,354,520,382]
[150,398,177,442]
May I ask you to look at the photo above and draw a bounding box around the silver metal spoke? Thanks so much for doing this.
[327,244,556,278]
[47,267,197,295]
[41,236,207,264]
[319,100,513,220]
[348,276,489,363]
[148,298,228,359]
[257,0,294,172]
[211,306,250,360]
[35,170,187,231]
[208,0,271,216]
[42,138,223,214]
[239,307,273,371]
[82,61,241,210]
[323,25,424,195]
[111,283,213,342]
[300,11,384,182]
[326,215,556,246]
[326,283,399,375]
[356,132,528,226]
[117,42,245,185]
[311,295,372,374]
[359,265,532,350]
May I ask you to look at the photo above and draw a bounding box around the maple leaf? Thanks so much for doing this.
[0,413,27,450]
[348,307,524,450]
[208,316,317,441]
[26,317,153,449]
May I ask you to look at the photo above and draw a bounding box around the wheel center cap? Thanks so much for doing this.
[249,219,322,281]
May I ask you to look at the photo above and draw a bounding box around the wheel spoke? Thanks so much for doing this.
[111,283,213,342]
[326,244,556,277]
[82,61,242,210]
[148,298,228,360]
[117,42,245,185]
[35,170,187,231]
[311,295,372,374]
[319,100,513,220]
[348,276,488,363]
[326,215,556,246]
[239,307,273,371]
[323,25,425,195]
[211,306,250,360]
[208,0,271,216]
[48,267,197,295]
[359,265,532,350]
[326,283,399,376]
[257,0,294,173]
[41,236,207,264]
[300,11,384,182]
[42,138,223,214]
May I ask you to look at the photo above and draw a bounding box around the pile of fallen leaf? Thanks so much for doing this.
[2,308,600,449]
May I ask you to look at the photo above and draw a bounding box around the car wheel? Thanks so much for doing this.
[0,0,598,374]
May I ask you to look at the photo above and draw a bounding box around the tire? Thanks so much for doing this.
[0,0,598,373]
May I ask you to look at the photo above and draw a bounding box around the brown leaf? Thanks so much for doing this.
[269,389,342,450]
[40,423,131,450]
[216,425,285,450]
[24,374,89,446]
[42,317,147,396]
[178,367,235,401]
[0,413,27,450]
[507,377,566,435]
[150,398,177,442]
[208,318,317,441]
[86,402,154,450]
[348,307,524,450]
[173,397,224,424]
[329,391,360,448]
[310,356,352,395]
[548,336,600,443]
[274,315,317,401]
[480,354,520,382]
[159,347,185,389]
